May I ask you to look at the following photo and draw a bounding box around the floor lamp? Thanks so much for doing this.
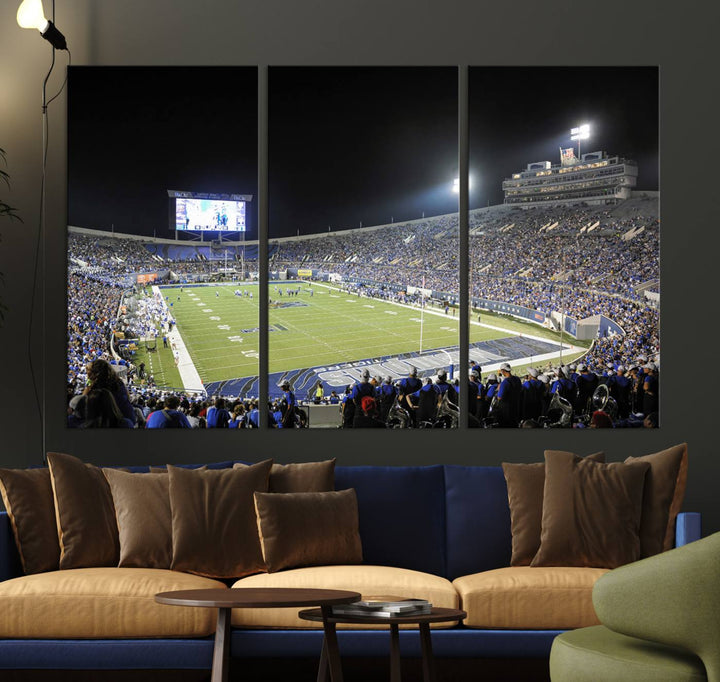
[17,0,70,462]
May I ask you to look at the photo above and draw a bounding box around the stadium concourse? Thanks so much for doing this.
[66,196,659,427]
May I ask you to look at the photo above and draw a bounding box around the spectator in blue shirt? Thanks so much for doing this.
[145,395,191,428]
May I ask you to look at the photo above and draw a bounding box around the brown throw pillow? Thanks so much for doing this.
[168,459,273,579]
[0,468,60,574]
[502,451,605,566]
[148,465,207,473]
[233,459,336,493]
[47,452,120,569]
[625,443,688,557]
[103,469,173,569]
[254,489,363,573]
[531,451,650,569]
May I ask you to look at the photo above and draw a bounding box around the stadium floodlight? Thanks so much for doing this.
[452,176,472,193]
[570,124,590,140]
[17,0,68,49]
[570,123,591,160]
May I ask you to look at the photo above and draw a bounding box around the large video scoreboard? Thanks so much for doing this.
[168,190,253,233]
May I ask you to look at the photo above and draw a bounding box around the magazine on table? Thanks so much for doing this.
[331,596,432,618]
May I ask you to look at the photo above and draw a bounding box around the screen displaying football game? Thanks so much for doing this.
[175,198,247,232]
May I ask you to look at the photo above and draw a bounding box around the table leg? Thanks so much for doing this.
[320,606,344,682]
[317,635,330,682]
[419,623,436,682]
[211,607,231,682]
[389,623,402,682]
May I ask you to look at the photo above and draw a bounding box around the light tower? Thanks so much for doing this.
[571,124,590,161]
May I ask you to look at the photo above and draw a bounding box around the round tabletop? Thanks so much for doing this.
[298,606,466,625]
[155,587,362,609]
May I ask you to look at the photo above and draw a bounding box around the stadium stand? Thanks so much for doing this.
[66,195,659,427]
[502,151,638,207]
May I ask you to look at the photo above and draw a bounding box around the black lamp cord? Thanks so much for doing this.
[28,0,71,465]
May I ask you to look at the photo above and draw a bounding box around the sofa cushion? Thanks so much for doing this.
[444,466,512,580]
[335,465,446,576]
[502,452,605,567]
[267,460,336,492]
[169,460,273,579]
[0,568,227,638]
[550,625,707,682]
[234,460,336,493]
[103,469,173,569]
[149,461,235,472]
[47,452,120,569]
[531,452,650,569]
[231,565,458,629]
[254,489,362,572]
[0,467,59,575]
[625,443,688,557]
[453,567,608,629]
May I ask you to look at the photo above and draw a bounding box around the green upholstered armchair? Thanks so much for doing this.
[550,532,720,682]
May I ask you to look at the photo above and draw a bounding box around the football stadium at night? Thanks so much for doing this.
[67,66,659,429]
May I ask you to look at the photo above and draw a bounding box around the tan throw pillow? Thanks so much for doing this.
[103,469,173,569]
[0,468,60,574]
[233,459,336,493]
[502,451,605,566]
[254,489,363,573]
[625,443,688,557]
[531,451,650,569]
[47,452,120,569]
[168,460,273,579]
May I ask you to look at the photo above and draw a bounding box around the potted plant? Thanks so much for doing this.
[0,146,22,326]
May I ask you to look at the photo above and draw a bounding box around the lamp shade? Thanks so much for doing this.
[17,0,49,32]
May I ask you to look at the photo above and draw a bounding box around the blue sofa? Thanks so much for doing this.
[0,464,702,672]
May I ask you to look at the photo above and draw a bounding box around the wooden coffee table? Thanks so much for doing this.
[299,606,467,682]
[155,587,360,682]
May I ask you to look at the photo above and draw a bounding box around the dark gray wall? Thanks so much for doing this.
[1,2,718,532]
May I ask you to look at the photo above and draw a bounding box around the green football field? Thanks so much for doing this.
[135,282,584,389]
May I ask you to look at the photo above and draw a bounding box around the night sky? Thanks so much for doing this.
[68,67,258,239]
[68,66,658,240]
[469,66,659,208]
[269,67,458,235]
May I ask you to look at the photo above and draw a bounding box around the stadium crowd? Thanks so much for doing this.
[67,362,268,429]
[269,201,659,373]
[68,233,238,286]
[332,357,659,429]
[67,197,660,423]
[67,274,124,390]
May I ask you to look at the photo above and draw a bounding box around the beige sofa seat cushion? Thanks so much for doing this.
[0,568,228,638]
[453,567,609,629]
[231,565,458,629]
